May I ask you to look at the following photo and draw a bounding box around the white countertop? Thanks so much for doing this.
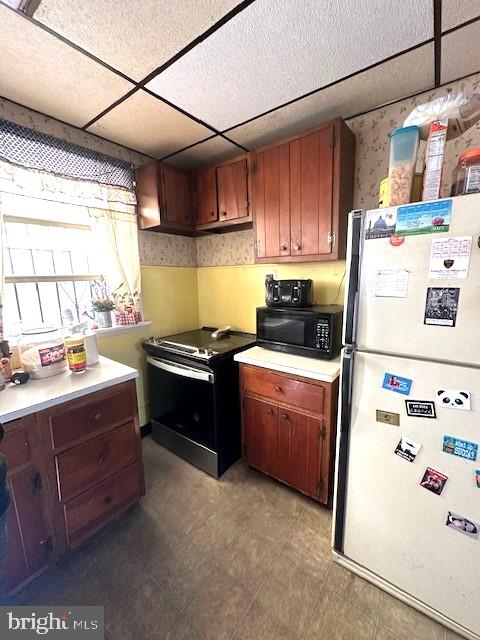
[234,346,340,383]
[0,355,138,424]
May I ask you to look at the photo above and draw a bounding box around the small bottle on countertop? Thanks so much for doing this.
[0,358,12,382]
[0,368,5,392]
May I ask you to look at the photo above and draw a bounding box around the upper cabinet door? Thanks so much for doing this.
[216,159,249,221]
[195,167,218,225]
[161,165,194,228]
[253,144,290,259]
[290,125,334,257]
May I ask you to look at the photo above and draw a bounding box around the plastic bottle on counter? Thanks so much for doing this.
[18,327,67,379]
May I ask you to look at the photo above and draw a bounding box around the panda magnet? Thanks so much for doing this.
[436,389,471,411]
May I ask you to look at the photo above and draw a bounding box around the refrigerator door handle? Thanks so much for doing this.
[343,210,364,347]
[334,348,355,553]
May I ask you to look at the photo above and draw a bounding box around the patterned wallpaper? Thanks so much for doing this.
[139,230,197,267]
[196,229,255,267]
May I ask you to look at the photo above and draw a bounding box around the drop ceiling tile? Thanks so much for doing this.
[227,45,435,150]
[441,21,480,83]
[87,90,213,157]
[442,0,480,31]
[164,136,242,170]
[34,0,242,81]
[146,0,433,130]
[0,5,134,127]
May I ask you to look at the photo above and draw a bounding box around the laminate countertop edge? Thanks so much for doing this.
[234,346,341,383]
[0,355,138,424]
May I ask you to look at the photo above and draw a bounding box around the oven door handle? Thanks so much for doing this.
[146,356,214,383]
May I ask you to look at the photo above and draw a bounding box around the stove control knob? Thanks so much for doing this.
[147,336,155,343]
[206,349,214,357]
[198,348,206,354]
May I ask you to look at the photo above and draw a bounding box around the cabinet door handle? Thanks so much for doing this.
[104,496,112,505]
[266,408,274,416]
[210,211,215,217]
[293,243,301,251]
[281,413,290,421]
[281,245,288,251]
[93,412,103,422]
[98,453,107,464]
[221,211,227,216]
[274,385,282,393]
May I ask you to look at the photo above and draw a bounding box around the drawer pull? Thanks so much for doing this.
[281,413,290,421]
[274,385,282,393]
[266,408,274,416]
[98,453,106,464]
[104,496,112,505]
[93,412,103,422]
[31,471,42,494]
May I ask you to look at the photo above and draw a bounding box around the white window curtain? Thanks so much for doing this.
[0,160,141,327]
[88,207,142,318]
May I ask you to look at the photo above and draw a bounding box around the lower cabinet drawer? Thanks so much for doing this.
[64,463,141,547]
[55,423,139,502]
[242,365,325,415]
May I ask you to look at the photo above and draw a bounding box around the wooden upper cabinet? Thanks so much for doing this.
[161,164,194,228]
[216,158,249,222]
[253,143,290,259]
[290,125,333,258]
[135,161,195,236]
[253,118,355,263]
[195,166,218,225]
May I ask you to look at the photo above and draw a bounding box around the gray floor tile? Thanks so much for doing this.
[305,588,376,640]
[378,591,446,640]
[254,555,323,639]
[326,560,382,621]
[232,600,294,640]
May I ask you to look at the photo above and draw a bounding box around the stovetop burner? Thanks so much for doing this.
[143,328,255,362]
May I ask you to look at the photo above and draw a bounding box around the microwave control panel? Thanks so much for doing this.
[315,319,330,351]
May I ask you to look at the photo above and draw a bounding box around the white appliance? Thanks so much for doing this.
[334,195,480,640]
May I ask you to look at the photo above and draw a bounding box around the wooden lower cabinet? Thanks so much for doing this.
[0,379,144,593]
[240,364,338,505]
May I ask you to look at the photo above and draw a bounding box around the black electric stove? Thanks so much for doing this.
[143,328,256,477]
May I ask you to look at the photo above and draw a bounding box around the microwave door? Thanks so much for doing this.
[260,315,306,346]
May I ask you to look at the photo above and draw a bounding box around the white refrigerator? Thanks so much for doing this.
[333,194,480,640]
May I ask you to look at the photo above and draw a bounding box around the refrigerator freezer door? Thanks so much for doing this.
[355,195,480,366]
[340,350,480,637]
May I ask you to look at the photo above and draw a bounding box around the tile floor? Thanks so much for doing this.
[12,437,461,640]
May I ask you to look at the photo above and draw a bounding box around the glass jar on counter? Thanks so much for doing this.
[65,336,87,374]
[18,327,67,379]
[452,148,480,196]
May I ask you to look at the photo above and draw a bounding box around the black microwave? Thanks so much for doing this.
[256,305,343,360]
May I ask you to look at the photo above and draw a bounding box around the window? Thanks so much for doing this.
[2,194,102,334]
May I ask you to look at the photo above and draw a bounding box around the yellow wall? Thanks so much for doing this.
[196,261,346,334]
[97,265,199,425]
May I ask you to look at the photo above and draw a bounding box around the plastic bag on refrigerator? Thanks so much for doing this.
[404,92,480,139]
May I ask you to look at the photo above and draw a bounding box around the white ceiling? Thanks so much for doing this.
[146,0,433,131]
[0,0,479,167]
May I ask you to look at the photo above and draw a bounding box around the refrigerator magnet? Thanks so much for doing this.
[428,236,472,280]
[405,400,436,418]
[376,409,400,426]
[442,436,478,462]
[365,207,397,240]
[436,389,471,411]
[396,199,452,236]
[382,373,412,395]
[424,287,460,327]
[394,436,421,462]
[420,467,448,495]
[476,470,480,489]
[445,511,479,539]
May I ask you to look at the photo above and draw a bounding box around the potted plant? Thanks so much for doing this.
[91,298,114,328]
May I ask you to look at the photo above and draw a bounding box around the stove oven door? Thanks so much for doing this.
[147,356,216,450]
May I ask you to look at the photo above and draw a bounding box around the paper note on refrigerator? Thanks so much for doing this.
[375,269,409,298]
[428,236,472,280]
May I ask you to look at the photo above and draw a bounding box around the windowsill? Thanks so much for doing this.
[93,320,152,339]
